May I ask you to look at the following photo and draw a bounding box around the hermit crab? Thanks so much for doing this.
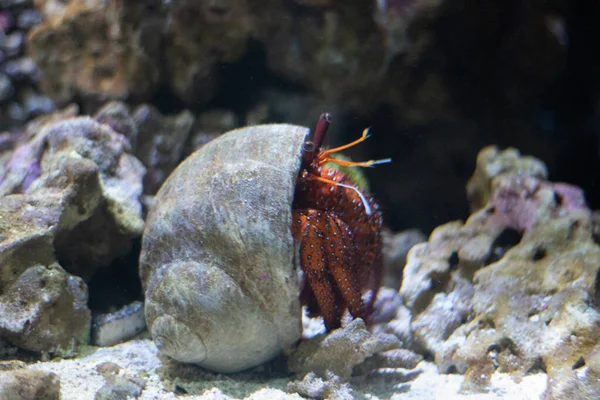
[140,114,388,373]
[292,113,389,331]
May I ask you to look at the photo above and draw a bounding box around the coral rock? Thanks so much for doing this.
[0,368,60,400]
[0,114,145,278]
[382,229,426,289]
[466,145,548,212]
[27,0,161,108]
[0,108,145,353]
[287,371,354,400]
[399,146,600,396]
[132,104,194,194]
[0,262,90,354]
[288,318,400,381]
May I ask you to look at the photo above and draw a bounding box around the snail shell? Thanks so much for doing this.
[139,124,307,373]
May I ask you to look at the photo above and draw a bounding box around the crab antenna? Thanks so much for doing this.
[307,174,374,216]
[302,112,332,167]
[336,182,373,215]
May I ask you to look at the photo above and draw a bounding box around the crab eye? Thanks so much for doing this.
[303,141,315,153]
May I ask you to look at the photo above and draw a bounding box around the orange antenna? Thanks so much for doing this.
[317,127,392,168]
[305,115,392,217]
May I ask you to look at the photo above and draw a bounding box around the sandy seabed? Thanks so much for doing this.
[27,339,547,400]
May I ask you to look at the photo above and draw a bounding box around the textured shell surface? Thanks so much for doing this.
[139,124,308,373]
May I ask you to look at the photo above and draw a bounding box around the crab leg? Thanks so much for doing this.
[328,217,366,320]
[293,209,342,330]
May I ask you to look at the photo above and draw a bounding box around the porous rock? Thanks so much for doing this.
[25,0,434,113]
[28,0,162,108]
[94,101,196,196]
[0,109,145,353]
[399,146,600,396]
[27,0,250,108]
[259,1,388,109]
[0,368,61,400]
[287,372,353,400]
[288,318,401,381]
[0,262,89,354]
[466,145,548,212]
[132,104,194,194]
[0,114,145,278]
[163,0,251,105]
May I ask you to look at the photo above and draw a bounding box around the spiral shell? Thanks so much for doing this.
[139,124,307,373]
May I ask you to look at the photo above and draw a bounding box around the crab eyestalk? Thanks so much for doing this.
[302,112,331,168]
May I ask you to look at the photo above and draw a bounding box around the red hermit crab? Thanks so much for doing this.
[292,113,390,331]
[140,114,389,372]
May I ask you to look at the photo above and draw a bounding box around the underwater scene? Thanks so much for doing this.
[0,0,599,399]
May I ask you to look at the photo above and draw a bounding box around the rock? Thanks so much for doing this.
[0,262,90,354]
[1,31,24,58]
[132,104,194,194]
[184,109,237,157]
[288,318,400,381]
[382,229,426,289]
[94,101,195,195]
[16,9,42,30]
[0,368,61,400]
[93,102,137,147]
[287,372,353,400]
[95,375,145,400]
[353,348,424,375]
[92,301,146,347]
[95,362,122,378]
[370,287,404,324]
[259,2,388,109]
[0,72,14,102]
[27,1,162,108]
[0,0,53,132]
[466,145,548,212]
[26,0,251,108]
[399,146,600,395]
[0,114,145,278]
[0,108,145,353]
[163,0,250,105]
[1,57,38,82]
[21,87,55,117]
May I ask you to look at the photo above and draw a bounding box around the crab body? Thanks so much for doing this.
[291,114,385,331]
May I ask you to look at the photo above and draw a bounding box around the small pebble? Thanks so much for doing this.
[0,72,14,102]
[0,0,47,131]
[22,89,55,117]
[2,57,38,81]
[1,31,24,58]
[7,101,25,121]
[92,301,147,347]
[95,375,145,400]
[95,362,122,378]
[0,12,14,32]
[16,9,42,30]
